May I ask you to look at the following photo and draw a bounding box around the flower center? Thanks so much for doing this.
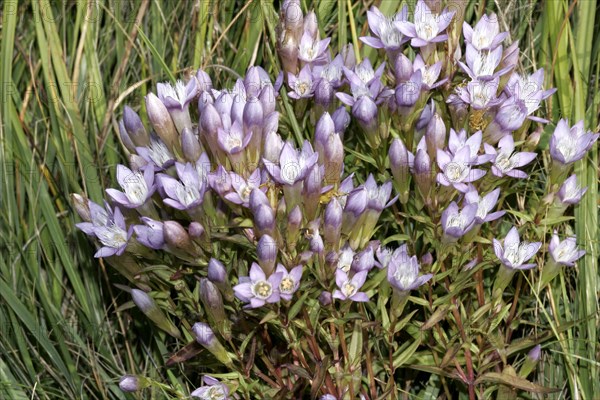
[394,264,416,290]
[417,21,436,40]
[295,81,310,96]
[279,277,295,293]
[148,140,173,166]
[341,281,357,297]
[252,280,273,300]
[495,153,514,172]
[123,172,148,205]
[97,224,127,248]
[445,162,469,183]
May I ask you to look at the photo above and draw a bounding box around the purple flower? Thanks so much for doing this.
[288,65,314,99]
[441,202,478,239]
[386,245,432,291]
[159,163,206,210]
[460,45,512,81]
[395,70,423,108]
[557,174,587,205]
[485,135,536,178]
[464,187,505,224]
[276,264,303,301]
[351,246,376,272]
[493,227,541,270]
[549,119,599,165]
[106,165,155,208]
[437,146,486,192]
[332,269,369,302]
[133,217,164,250]
[217,119,253,159]
[447,129,491,165]
[548,233,585,267]
[136,136,175,170]
[264,140,319,186]
[191,376,229,400]
[360,5,409,52]
[504,69,556,122]
[396,0,455,47]
[157,79,198,110]
[413,55,445,90]
[298,32,331,65]
[223,169,262,207]
[463,13,508,51]
[335,244,356,273]
[455,78,502,109]
[75,199,110,235]
[92,207,132,257]
[233,263,283,308]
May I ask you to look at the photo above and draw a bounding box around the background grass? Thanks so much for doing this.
[0,0,598,398]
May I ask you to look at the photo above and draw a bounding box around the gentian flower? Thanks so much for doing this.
[92,206,132,258]
[455,77,502,109]
[556,174,587,205]
[159,163,206,211]
[485,135,536,178]
[288,65,314,99]
[447,129,491,165]
[118,375,140,393]
[136,136,175,170]
[396,0,455,47]
[233,262,283,308]
[460,45,512,81]
[156,78,198,132]
[276,264,303,301]
[463,13,508,51]
[413,55,445,90]
[298,32,331,65]
[75,198,110,235]
[223,169,262,208]
[441,202,478,239]
[106,165,155,209]
[191,376,229,400]
[345,58,386,86]
[464,187,505,224]
[437,146,486,192]
[360,5,409,53]
[133,217,164,250]
[484,96,530,143]
[504,69,556,123]
[332,269,369,302]
[548,233,585,267]
[351,246,376,272]
[263,141,319,186]
[549,119,599,165]
[386,245,432,291]
[395,70,423,109]
[493,227,541,270]
[336,244,356,273]
[216,119,253,165]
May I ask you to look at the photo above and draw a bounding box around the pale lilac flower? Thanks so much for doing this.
[548,233,585,267]
[224,169,262,207]
[346,59,386,86]
[549,119,599,165]
[413,55,445,90]
[157,79,198,110]
[264,141,319,186]
[364,174,395,212]
[352,246,376,272]
[360,5,409,52]
[463,13,508,51]
[119,376,140,393]
[133,217,164,250]
[493,227,541,270]
[395,70,423,108]
[484,96,530,143]
[106,165,155,208]
[437,147,486,192]
[233,263,283,308]
[396,0,455,47]
[136,136,174,169]
[455,77,502,109]
[298,32,331,65]
[441,202,478,239]
[336,244,356,273]
[75,200,110,235]
[159,163,206,210]
[216,119,253,160]
[191,376,229,400]
[485,135,536,178]
[504,69,556,122]
[447,129,492,165]
[386,245,432,291]
[276,264,303,301]
[332,269,369,302]
[288,65,314,99]
[464,187,505,224]
[460,45,512,81]
[557,174,587,205]
[93,207,132,257]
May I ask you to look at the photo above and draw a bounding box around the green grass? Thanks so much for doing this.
[0,0,598,398]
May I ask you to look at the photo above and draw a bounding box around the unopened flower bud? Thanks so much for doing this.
[199,279,231,340]
[181,127,202,162]
[123,106,149,146]
[192,322,233,367]
[332,106,350,136]
[118,120,137,153]
[264,130,284,163]
[324,198,342,245]
[196,68,213,94]
[318,291,332,306]
[425,113,446,159]
[519,345,541,377]
[257,234,278,275]
[71,193,91,222]
[119,375,143,392]
[131,289,181,338]
[243,97,264,130]
[259,85,276,115]
[145,93,177,150]
[163,221,194,253]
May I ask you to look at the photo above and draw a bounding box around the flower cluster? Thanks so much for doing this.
[75,1,597,398]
